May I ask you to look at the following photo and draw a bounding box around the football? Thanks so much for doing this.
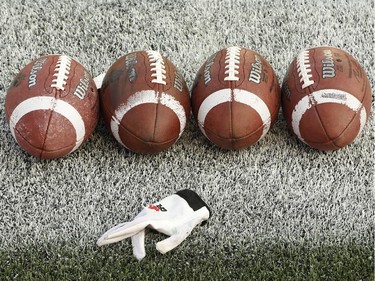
[281,46,372,150]
[100,50,190,154]
[5,54,99,159]
[191,47,281,149]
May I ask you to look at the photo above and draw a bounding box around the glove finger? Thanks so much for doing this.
[131,230,146,261]
[156,208,210,254]
[97,228,141,246]
[102,220,151,240]
[97,221,146,246]
[156,230,191,254]
[155,219,199,254]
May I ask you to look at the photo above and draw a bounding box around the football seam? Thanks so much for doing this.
[40,93,57,157]
[153,85,164,142]
[12,125,77,153]
[302,49,368,148]
[35,57,57,157]
[229,84,234,140]
[306,81,367,149]
[331,71,370,146]
[41,62,83,154]
[198,94,279,141]
[303,52,337,147]
[101,102,180,146]
[203,118,267,143]
[117,120,179,145]
[303,87,339,148]
[311,100,363,148]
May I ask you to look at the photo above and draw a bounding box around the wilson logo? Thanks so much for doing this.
[249,54,262,84]
[125,53,138,82]
[28,58,48,88]
[321,49,336,79]
[204,54,215,85]
[73,71,90,99]
[174,69,184,92]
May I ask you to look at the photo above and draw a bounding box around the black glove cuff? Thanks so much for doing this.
[176,189,212,218]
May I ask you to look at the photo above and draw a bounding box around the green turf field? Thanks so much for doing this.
[1,242,373,280]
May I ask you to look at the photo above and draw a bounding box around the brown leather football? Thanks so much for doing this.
[191,47,281,149]
[5,54,99,159]
[281,46,372,150]
[100,51,190,154]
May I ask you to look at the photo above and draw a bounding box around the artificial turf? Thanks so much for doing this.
[1,241,372,280]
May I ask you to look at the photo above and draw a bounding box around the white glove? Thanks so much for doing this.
[97,189,211,260]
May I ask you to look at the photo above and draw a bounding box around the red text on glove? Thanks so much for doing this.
[148,204,167,212]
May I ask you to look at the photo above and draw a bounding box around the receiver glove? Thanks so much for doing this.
[97,189,211,260]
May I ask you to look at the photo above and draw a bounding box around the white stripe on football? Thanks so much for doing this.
[291,89,367,144]
[197,88,272,140]
[110,90,187,148]
[9,96,86,152]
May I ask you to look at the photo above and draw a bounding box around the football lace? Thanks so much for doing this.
[51,55,72,91]
[296,50,314,89]
[224,46,241,81]
[147,51,167,85]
